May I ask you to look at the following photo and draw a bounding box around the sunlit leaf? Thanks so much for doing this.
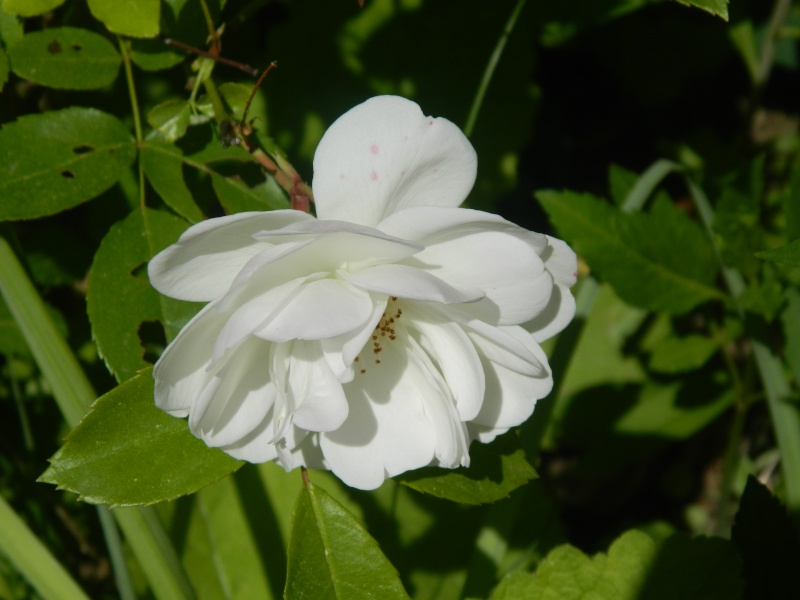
[0,108,135,221]
[490,572,535,600]
[732,476,800,599]
[87,207,201,382]
[649,334,720,373]
[86,0,160,38]
[537,191,723,313]
[672,0,728,20]
[286,475,408,599]
[8,27,120,90]
[146,99,192,142]
[180,477,276,600]
[141,142,204,222]
[130,38,184,71]
[40,367,242,506]
[1,0,65,18]
[528,529,741,599]
[397,432,536,504]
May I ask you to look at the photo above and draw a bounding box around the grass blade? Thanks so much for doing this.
[0,495,90,600]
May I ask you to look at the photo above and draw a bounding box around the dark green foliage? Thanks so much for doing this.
[732,476,800,600]
[1,0,798,598]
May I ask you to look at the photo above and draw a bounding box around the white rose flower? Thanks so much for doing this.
[148,96,577,490]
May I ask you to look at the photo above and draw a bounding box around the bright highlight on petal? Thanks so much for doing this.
[149,95,577,490]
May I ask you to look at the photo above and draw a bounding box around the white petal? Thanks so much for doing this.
[467,424,509,444]
[542,235,578,288]
[255,278,375,342]
[471,327,553,430]
[320,327,438,490]
[340,263,484,304]
[405,228,549,325]
[313,96,477,227]
[221,421,309,464]
[288,433,327,470]
[321,294,388,382]
[525,237,578,341]
[525,283,577,343]
[216,224,420,312]
[378,206,547,256]
[212,275,312,363]
[148,210,313,301]
[153,302,224,416]
[188,338,277,448]
[288,341,349,432]
[405,335,470,469]
[253,218,424,269]
[403,303,485,421]
[220,420,281,463]
[441,307,546,377]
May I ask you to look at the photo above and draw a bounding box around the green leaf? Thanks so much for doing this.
[536,190,722,313]
[738,278,785,322]
[211,172,289,214]
[490,572,535,600]
[86,0,160,38]
[785,166,800,241]
[649,334,720,373]
[0,495,90,600]
[732,476,800,599]
[397,432,537,505]
[146,99,192,142]
[180,477,275,600]
[608,164,639,207]
[285,476,409,600]
[782,288,800,387]
[0,47,8,92]
[714,186,762,277]
[40,367,242,506]
[87,208,201,382]
[530,530,655,599]
[143,137,289,215]
[141,142,204,222]
[0,297,28,357]
[1,0,65,18]
[8,27,120,90]
[0,237,92,427]
[756,238,800,266]
[729,21,759,84]
[615,382,733,439]
[130,38,184,71]
[672,0,728,20]
[0,107,136,221]
[528,529,741,599]
[129,0,226,71]
[0,11,24,48]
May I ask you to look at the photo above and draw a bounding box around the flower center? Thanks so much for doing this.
[355,297,403,375]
